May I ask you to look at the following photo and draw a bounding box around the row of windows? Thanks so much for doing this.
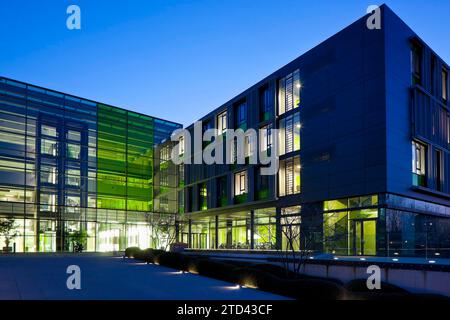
[201,70,302,138]
[412,140,445,192]
[186,154,302,212]
[411,41,448,103]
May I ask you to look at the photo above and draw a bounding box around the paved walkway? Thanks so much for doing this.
[0,255,286,300]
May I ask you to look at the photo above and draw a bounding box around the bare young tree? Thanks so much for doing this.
[279,211,348,278]
[149,213,177,251]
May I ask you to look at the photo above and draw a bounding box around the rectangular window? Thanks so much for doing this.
[435,150,442,192]
[67,143,81,160]
[412,141,426,187]
[179,136,185,155]
[235,101,247,128]
[260,124,273,152]
[443,69,448,101]
[67,130,81,142]
[278,70,300,115]
[199,183,207,211]
[66,169,81,187]
[65,195,81,213]
[40,165,58,185]
[234,171,247,196]
[259,86,272,121]
[279,156,301,197]
[257,168,270,200]
[244,136,252,158]
[217,111,227,135]
[40,193,57,212]
[41,139,58,157]
[279,112,301,155]
[217,176,227,207]
[411,43,422,85]
[41,125,58,138]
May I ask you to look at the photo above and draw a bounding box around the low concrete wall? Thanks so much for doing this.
[301,263,450,297]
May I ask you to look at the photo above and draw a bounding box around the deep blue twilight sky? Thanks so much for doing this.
[1,0,449,126]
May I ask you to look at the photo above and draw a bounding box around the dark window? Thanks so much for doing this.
[259,86,272,121]
[443,69,448,102]
[411,43,422,85]
[217,176,227,207]
[435,150,442,192]
[257,168,270,200]
[431,56,436,94]
[235,101,247,127]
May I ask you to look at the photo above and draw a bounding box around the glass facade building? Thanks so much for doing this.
[0,78,181,252]
[1,6,449,258]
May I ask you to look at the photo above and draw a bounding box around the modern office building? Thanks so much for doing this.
[1,5,449,257]
[179,5,450,257]
[0,77,181,252]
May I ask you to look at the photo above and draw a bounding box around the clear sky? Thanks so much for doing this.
[1,0,449,126]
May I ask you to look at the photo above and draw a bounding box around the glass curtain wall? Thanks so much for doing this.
[0,78,180,252]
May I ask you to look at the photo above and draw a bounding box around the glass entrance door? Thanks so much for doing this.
[351,219,376,256]
[191,233,207,249]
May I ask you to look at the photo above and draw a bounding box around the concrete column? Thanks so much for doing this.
[250,210,255,250]
[276,207,282,250]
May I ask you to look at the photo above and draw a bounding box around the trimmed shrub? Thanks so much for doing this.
[154,252,192,271]
[124,247,141,258]
[134,248,165,264]
[192,259,238,283]
[276,278,346,300]
[232,267,280,290]
[345,279,408,294]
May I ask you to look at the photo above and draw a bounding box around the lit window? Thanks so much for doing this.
[67,130,81,142]
[67,143,81,160]
[41,125,57,138]
[40,193,57,212]
[217,111,227,135]
[179,136,185,155]
[199,183,207,211]
[66,169,81,187]
[40,165,57,185]
[279,112,300,155]
[244,136,253,158]
[234,171,247,196]
[278,70,301,115]
[65,195,81,213]
[260,124,273,152]
[41,139,58,156]
[412,141,426,187]
[279,156,301,197]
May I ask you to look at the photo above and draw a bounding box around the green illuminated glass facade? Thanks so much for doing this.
[0,77,181,252]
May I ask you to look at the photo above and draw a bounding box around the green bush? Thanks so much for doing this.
[193,259,237,283]
[155,252,192,271]
[133,248,165,264]
[124,247,141,258]
[146,249,165,263]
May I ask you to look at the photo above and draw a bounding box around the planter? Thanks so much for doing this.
[2,247,12,253]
